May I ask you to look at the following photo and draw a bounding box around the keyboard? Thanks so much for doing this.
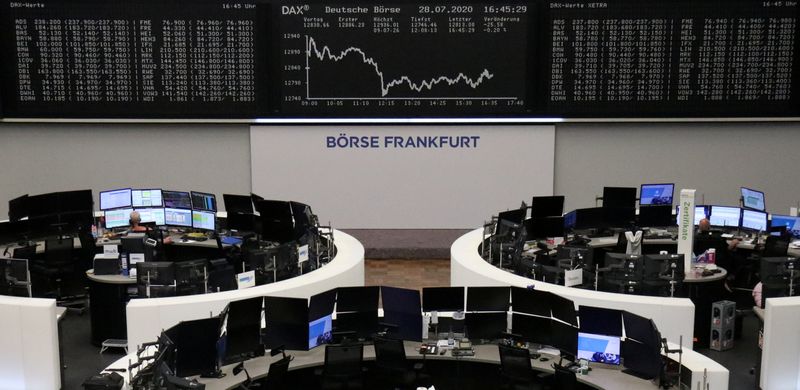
[451,349,475,357]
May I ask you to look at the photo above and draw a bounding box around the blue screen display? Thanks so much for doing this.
[771,215,800,238]
[308,314,333,349]
[640,184,674,206]
[578,332,620,365]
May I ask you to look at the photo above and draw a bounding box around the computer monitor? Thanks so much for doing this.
[136,262,175,286]
[174,259,207,296]
[337,286,380,313]
[578,332,621,365]
[223,297,265,364]
[57,189,94,213]
[622,311,660,347]
[191,191,217,212]
[422,287,464,312]
[578,306,622,337]
[309,314,333,350]
[496,208,527,241]
[741,187,766,211]
[164,208,192,227]
[256,200,295,244]
[550,294,578,326]
[603,207,636,228]
[466,286,510,312]
[8,194,28,221]
[510,286,552,317]
[603,187,637,209]
[709,206,741,228]
[381,286,422,315]
[770,214,800,238]
[0,258,30,297]
[104,208,133,229]
[621,339,662,379]
[132,189,163,208]
[264,296,308,351]
[170,317,222,377]
[511,313,552,346]
[643,254,685,280]
[563,210,577,231]
[574,207,606,230]
[741,209,768,232]
[192,210,216,231]
[290,201,315,238]
[526,217,565,239]
[637,205,674,227]
[531,196,565,219]
[309,289,337,321]
[464,312,507,340]
[163,190,192,209]
[678,205,709,225]
[381,286,423,341]
[604,253,644,285]
[136,208,166,226]
[100,188,132,210]
[335,310,379,340]
[551,320,579,358]
[223,194,254,214]
[639,183,674,206]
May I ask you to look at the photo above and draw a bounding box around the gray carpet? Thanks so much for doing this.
[61,310,126,389]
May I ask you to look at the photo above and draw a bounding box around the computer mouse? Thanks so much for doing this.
[539,357,549,362]
[439,350,446,355]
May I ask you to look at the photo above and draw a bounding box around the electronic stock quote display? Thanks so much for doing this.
[0,0,269,118]
[544,0,800,117]
[276,1,531,116]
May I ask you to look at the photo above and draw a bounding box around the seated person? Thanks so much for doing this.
[128,211,150,233]
[695,218,738,291]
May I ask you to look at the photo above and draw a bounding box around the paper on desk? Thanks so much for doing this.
[104,245,118,254]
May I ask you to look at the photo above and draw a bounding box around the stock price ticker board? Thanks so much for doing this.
[276,2,532,116]
[0,0,799,119]
[0,0,270,118]
[543,0,800,117]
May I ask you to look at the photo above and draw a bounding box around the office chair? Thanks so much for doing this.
[549,364,578,390]
[12,245,36,261]
[498,344,538,390]
[373,336,426,390]
[77,226,99,271]
[41,238,87,312]
[763,235,790,257]
[257,355,292,390]
[320,343,365,390]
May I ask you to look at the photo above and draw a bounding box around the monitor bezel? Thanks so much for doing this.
[99,188,132,211]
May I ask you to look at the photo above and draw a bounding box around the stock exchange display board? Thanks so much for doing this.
[0,0,797,118]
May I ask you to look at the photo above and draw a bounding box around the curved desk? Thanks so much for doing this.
[453,229,695,349]
[126,229,364,350]
[104,339,725,390]
[0,295,61,390]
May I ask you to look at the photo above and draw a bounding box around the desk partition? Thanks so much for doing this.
[760,296,800,390]
[0,296,61,390]
[451,228,695,349]
[126,230,364,350]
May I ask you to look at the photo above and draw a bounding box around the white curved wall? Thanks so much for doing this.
[451,228,695,349]
[126,230,364,349]
[0,296,60,390]
[761,296,800,390]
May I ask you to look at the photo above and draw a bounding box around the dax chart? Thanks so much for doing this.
[278,2,531,116]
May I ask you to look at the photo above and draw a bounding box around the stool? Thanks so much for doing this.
[100,339,128,354]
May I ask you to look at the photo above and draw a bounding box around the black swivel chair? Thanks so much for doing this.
[320,343,365,390]
[498,344,538,390]
[550,364,578,390]
[373,336,426,390]
[260,356,292,390]
[40,238,87,312]
[763,235,790,257]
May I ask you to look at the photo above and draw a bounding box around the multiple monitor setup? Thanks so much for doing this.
[100,188,217,232]
[126,286,671,387]
[4,189,94,238]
